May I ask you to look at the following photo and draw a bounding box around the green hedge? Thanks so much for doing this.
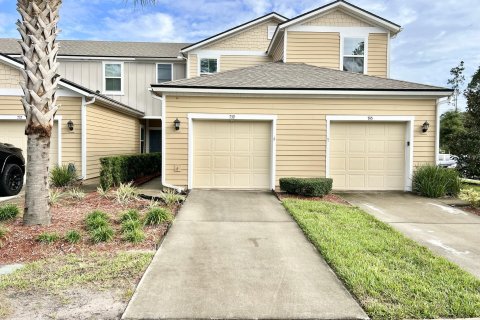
[412,164,461,198]
[99,153,161,189]
[279,177,333,197]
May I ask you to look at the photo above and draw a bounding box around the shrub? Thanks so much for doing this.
[459,189,480,207]
[120,209,140,222]
[96,186,110,198]
[115,182,138,205]
[144,207,173,225]
[49,189,63,205]
[160,190,186,206]
[90,226,114,243]
[85,210,110,231]
[0,204,19,221]
[37,232,60,244]
[50,164,77,187]
[123,228,145,243]
[0,225,8,247]
[68,188,86,200]
[412,164,461,198]
[279,177,333,197]
[64,230,82,244]
[121,219,142,233]
[99,152,161,189]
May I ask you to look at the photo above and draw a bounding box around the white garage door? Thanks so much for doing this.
[330,122,406,190]
[0,120,59,168]
[193,120,271,189]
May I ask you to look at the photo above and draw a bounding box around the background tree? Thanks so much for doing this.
[440,110,465,152]
[447,60,465,112]
[450,66,480,178]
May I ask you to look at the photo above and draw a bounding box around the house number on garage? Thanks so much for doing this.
[367,116,374,120]
[229,115,236,120]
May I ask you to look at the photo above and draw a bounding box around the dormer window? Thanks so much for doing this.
[343,38,365,74]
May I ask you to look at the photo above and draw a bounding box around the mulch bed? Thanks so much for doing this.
[461,206,480,217]
[0,190,182,264]
[274,191,351,205]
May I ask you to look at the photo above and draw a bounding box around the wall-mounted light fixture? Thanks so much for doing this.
[67,120,74,132]
[174,118,181,131]
[421,121,430,133]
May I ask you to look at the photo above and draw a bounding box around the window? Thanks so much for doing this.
[157,63,172,83]
[343,38,365,74]
[104,62,123,94]
[140,126,145,153]
[267,26,277,40]
[200,58,217,74]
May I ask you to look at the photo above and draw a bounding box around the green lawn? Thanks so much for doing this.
[283,199,480,320]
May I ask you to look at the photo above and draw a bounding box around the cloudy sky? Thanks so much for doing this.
[1,0,479,112]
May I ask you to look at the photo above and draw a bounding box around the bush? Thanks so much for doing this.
[49,189,63,205]
[144,207,173,225]
[0,204,19,221]
[159,190,186,206]
[96,186,110,198]
[37,232,60,244]
[68,188,86,200]
[120,209,140,222]
[121,219,142,233]
[50,164,77,187]
[412,164,461,198]
[85,210,110,231]
[115,182,138,205]
[279,177,333,197]
[123,228,145,243]
[99,152,161,189]
[65,230,82,244]
[459,189,480,207]
[90,226,114,243]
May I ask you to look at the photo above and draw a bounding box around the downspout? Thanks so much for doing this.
[81,96,95,180]
[149,89,185,192]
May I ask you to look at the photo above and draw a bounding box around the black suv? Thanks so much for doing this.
[0,143,25,196]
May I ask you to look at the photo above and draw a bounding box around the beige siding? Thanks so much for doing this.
[302,9,373,27]
[271,33,285,62]
[0,63,21,88]
[203,19,280,51]
[0,95,82,170]
[286,32,340,68]
[57,59,186,117]
[368,33,388,78]
[164,96,437,188]
[86,103,140,178]
[220,55,272,72]
[188,54,198,78]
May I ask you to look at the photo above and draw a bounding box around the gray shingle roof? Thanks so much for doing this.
[153,63,451,92]
[0,38,191,58]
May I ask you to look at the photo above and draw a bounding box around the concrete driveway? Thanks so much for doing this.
[341,192,480,278]
[123,190,368,320]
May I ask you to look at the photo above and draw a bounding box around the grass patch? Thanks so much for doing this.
[85,210,109,231]
[64,230,82,244]
[0,204,19,221]
[282,199,480,319]
[37,232,61,244]
[144,207,173,225]
[0,252,153,293]
[122,228,146,243]
[90,226,114,243]
[119,209,141,223]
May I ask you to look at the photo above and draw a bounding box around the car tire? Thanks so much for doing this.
[0,163,24,196]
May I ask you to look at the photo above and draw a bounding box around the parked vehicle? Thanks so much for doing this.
[0,143,25,196]
[438,153,457,168]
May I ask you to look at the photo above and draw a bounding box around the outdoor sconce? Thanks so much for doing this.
[67,120,74,132]
[421,121,430,133]
[174,118,181,131]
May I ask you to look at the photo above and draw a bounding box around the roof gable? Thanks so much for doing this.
[301,8,374,27]
[181,12,287,53]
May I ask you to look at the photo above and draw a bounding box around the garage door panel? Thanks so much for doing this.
[330,121,405,190]
[193,120,271,189]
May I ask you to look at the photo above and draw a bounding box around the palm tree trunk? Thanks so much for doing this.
[17,0,62,225]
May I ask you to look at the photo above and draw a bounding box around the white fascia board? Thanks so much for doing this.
[152,87,453,97]
[181,13,287,53]
[189,50,268,56]
[0,55,23,69]
[287,26,387,34]
[58,81,93,97]
[9,54,184,62]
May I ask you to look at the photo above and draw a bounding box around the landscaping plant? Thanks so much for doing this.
[121,219,142,233]
[68,188,86,200]
[279,177,333,197]
[122,228,146,243]
[37,232,61,244]
[144,207,173,225]
[85,210,110,231]
[115,182,139,205]
[90,225,115,243]
[459,188,480,207]
[64,230,82,244]
[96,186,110,198]
[412,164,461,198]
[160,189,186,206]
[119,209,141,222]
[0,204,19,221]
[48,189,63,205]
[0,225,8,247]
[50,165,78,188]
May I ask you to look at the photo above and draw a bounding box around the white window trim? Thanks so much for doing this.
[0,114,62,166]
[325,115,415,191]
[187,113,277,190]
[102,61,124,95]
[156,63,174,84]
[340,35,368,74]
[140,125,145,153]
[198,56,220,75]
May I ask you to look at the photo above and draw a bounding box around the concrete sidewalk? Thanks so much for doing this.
[123,190,368,320]
[341,192,480,279]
